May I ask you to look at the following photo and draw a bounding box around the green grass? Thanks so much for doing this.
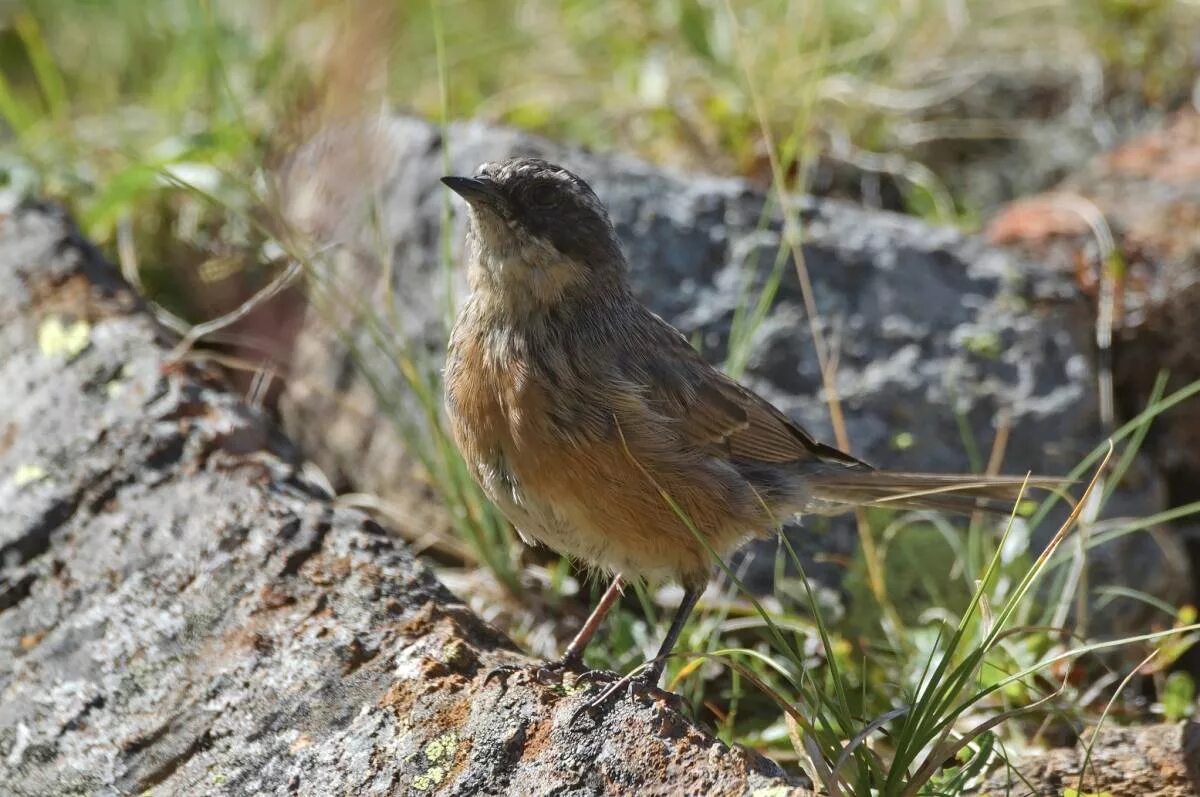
[602,383,1200,793]
[3,0,1198,270]
[3,0,1200,792]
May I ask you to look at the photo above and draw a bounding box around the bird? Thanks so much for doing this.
[441,157,1063,718]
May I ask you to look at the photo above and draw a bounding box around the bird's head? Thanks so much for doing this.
[442,158,627,312]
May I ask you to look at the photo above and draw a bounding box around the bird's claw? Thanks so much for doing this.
[571,668,619,687]
[484,655,613,693]
[568,668,675,728]
[482,663,525,691]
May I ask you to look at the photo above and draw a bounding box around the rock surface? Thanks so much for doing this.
[989,111,1200,664]
[989,109,1200,542]
[0,205,805,795]
[976,721,1200,797]
[275,114,1186,604]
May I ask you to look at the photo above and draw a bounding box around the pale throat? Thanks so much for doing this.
[467,228,589,318]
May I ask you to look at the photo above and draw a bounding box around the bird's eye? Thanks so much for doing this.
[522,183,558,210]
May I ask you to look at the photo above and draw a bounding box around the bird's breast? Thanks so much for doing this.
[445,322,557,508]
[444,310,771,582]
[449,325,626,572]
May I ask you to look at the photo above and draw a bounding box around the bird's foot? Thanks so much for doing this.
[483,653,615,693]
[569,667,620,687]
[567,666,680,728]
[481,662,526,692]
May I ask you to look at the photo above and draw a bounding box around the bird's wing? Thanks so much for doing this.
[631,311,869,471]
[606,310,1069,517]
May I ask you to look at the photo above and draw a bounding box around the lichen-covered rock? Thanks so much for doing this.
[0,205,805,795]
[975,721,1200,797]
[988,109,1200,505]
[989,110,1200,643]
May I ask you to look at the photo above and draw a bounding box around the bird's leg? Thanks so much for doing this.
[484,574,625,689]
[631,584,702,689]
[543,575,624,679]
[570,585,702,725]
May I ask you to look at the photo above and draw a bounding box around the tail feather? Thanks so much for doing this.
[806,470,1071,516]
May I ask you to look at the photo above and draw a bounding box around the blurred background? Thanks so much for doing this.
[2,0,1197,297]
[3,0,1200,788]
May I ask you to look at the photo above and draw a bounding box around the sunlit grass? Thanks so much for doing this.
[604,382,1200,792]
[4,0,1198,267]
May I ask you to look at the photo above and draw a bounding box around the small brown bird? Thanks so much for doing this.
[442,158,1059,713]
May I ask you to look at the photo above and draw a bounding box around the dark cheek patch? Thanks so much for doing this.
[525,212,615,265]
[507,177,622,268]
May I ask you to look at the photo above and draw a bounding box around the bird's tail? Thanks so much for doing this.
[805,469,1071,516]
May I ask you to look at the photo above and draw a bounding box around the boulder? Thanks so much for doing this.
[975,721,1200,797]
[0,205,803,795]
[989,110,1200,648]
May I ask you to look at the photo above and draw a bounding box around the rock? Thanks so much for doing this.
[989,110,1200,502]
[989,110,1200,633]
[275,114,1185,610]
[812,63,1159,219]
[974,721,1200,797]
[0,204,805,795]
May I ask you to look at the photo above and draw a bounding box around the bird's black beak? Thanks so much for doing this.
[441,175,504,206]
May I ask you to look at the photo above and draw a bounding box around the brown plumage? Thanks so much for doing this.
[442,158,1064,709]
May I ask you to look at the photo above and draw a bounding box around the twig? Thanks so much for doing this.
[166,259,302,363]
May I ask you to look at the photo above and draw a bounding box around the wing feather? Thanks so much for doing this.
[628,312,868,470]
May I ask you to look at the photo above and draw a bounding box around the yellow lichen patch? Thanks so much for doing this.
[105,365,127,399]
[424,730,459,764]
[411,765,445,792]
[439,639,478,673]
[37,316,91,361]
[411,730,461,792]
[12,463,48,487]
